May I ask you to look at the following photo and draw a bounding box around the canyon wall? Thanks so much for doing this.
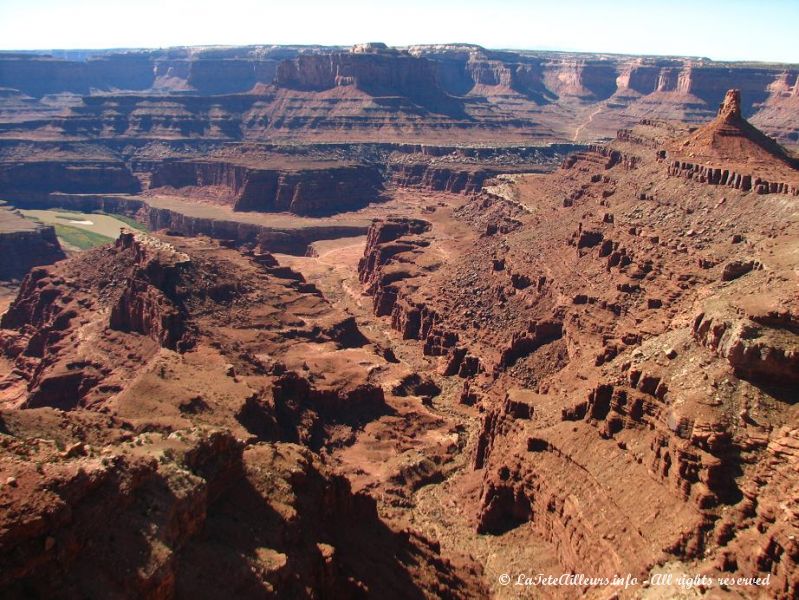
[149,159,384,215]
[0,160,140,198]
[144,205,367,254]
[276,47,437,95]
[346,106,799,596]
[1,192,368,255]
[388,162,501,194]
[2,45,797,145]
[0,46,322,97]
[0,217,65,280]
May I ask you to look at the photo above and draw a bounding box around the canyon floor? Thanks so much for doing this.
[0,70,797,600]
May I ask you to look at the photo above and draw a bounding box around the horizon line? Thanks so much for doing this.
[1,43,797,66]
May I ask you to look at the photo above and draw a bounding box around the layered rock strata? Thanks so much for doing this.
[0,204,65,281]
[149,160,384,216]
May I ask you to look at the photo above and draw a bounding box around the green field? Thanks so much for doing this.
[19,209,149,251]
[51,223,114,250]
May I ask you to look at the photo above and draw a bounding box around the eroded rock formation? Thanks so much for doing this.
[0,230,487,596]
[0,204,65,280]
[2,44,799,145]
[1,49,798,599]
[149,159,384,216]
[350,91,798,598]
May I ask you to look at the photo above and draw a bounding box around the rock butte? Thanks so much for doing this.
[0,40,797,600]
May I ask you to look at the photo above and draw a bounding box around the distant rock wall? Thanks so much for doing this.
[275,50,443,100]
[4,47,797,147]
[149,160,384,216]
[0,226,65,280]
[144,205,367,255]
[389,163,497,194]
[0,160,140,198]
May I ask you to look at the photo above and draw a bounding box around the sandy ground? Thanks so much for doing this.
[0,202,38,232]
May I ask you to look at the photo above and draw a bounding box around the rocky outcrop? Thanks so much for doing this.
[724,427,799,597]
[666,159,798,195]
[466,57,552,101]
[0,428,242,597]
[266,371,387,449]
[693,305,799,385]
[495,320,563,372]
[0,265,105,409]
[0,423,482,599]
[108,231,192,350]
[562,144,639,171]
[357,217,431,292]
[0,231,194,408]
[0,206,65,280]
[358,217,482,377]
[149,160,384,216]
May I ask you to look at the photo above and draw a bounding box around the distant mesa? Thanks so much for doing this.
[350,42,396,54]
[1,44,798,145]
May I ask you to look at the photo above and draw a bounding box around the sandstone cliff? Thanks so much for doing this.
[4,45,799,146]
[0,159,140,198]
[0,204,65,281]
[149,159,383,216]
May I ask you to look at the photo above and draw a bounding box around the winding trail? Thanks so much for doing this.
[573,105,606,141]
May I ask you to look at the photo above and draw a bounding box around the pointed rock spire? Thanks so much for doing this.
[718,89,742,121]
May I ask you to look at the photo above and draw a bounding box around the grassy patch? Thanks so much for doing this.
[53,223,114,250]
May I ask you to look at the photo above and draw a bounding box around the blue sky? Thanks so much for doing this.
[1,0,797,63]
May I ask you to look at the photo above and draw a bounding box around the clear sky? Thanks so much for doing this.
[1,0,797,63]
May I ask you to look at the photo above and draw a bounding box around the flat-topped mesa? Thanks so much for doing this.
[718,88,743,122]
[273,49,459,111]
[350,42,396,55]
